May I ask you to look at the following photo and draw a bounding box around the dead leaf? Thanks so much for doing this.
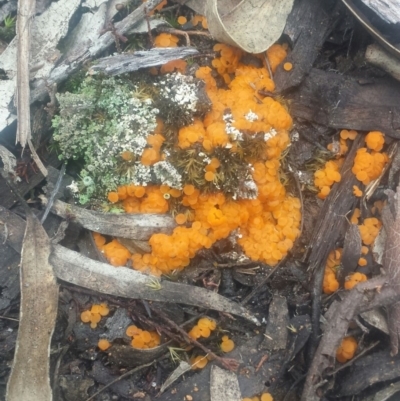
[6,212,59,401]
[205,0,294,53]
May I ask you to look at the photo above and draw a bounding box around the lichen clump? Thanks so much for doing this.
[54,43,301,276]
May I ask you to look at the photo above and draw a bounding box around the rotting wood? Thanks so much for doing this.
[90,47,199,76]
[40,197,176,241]
[6,211,58,401]
[273,0,339,93]
[306,135,362,361]
[0,206,259,325]
[302,183,400,400]
[290,68,400,138]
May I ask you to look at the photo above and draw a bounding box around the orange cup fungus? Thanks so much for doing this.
[323,249,342,294]
[81,303,110,329]
[353,185,362,197]
[352,131,388,185]
[220,335,235,352]
[243,394,274,401]
[154,33,180,48]
[160,59,187,75]
[177,16,187,25]
[98,339,112,351]
[126,325,161,349]
[358,217,382,245]
[188,317,216,340]
[102,43,301,277]
[344,272,367,290]
[94,235,132,267]
[336,336,358,363]
[351,208,361,224]
[191,15,208,29]
[365,131,385,152]
[283,62,293,71]
[314,160,342,200]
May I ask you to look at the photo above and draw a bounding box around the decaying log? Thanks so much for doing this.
[290,68,400,138]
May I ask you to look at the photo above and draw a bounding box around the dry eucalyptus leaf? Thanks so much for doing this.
[6,212,59,401]
[205,0,294,53]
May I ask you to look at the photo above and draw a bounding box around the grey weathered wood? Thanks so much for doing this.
[42,198,176,240]
[30,0,165,103]
[91,47,199,76]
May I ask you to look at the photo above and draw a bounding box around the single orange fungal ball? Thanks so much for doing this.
[221,336,235,352]
[98,339,111,351]
[175,213,187,225]
[177,16,187,24]
[358,257,367,266]
[205,171,215,181]
[183,184,195,195]
[81,310,92,323]
[336,336,358,362]
[261,394,274,401]
[353,185,362,197]
[283,62,293,71]
[108,192,119,203]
